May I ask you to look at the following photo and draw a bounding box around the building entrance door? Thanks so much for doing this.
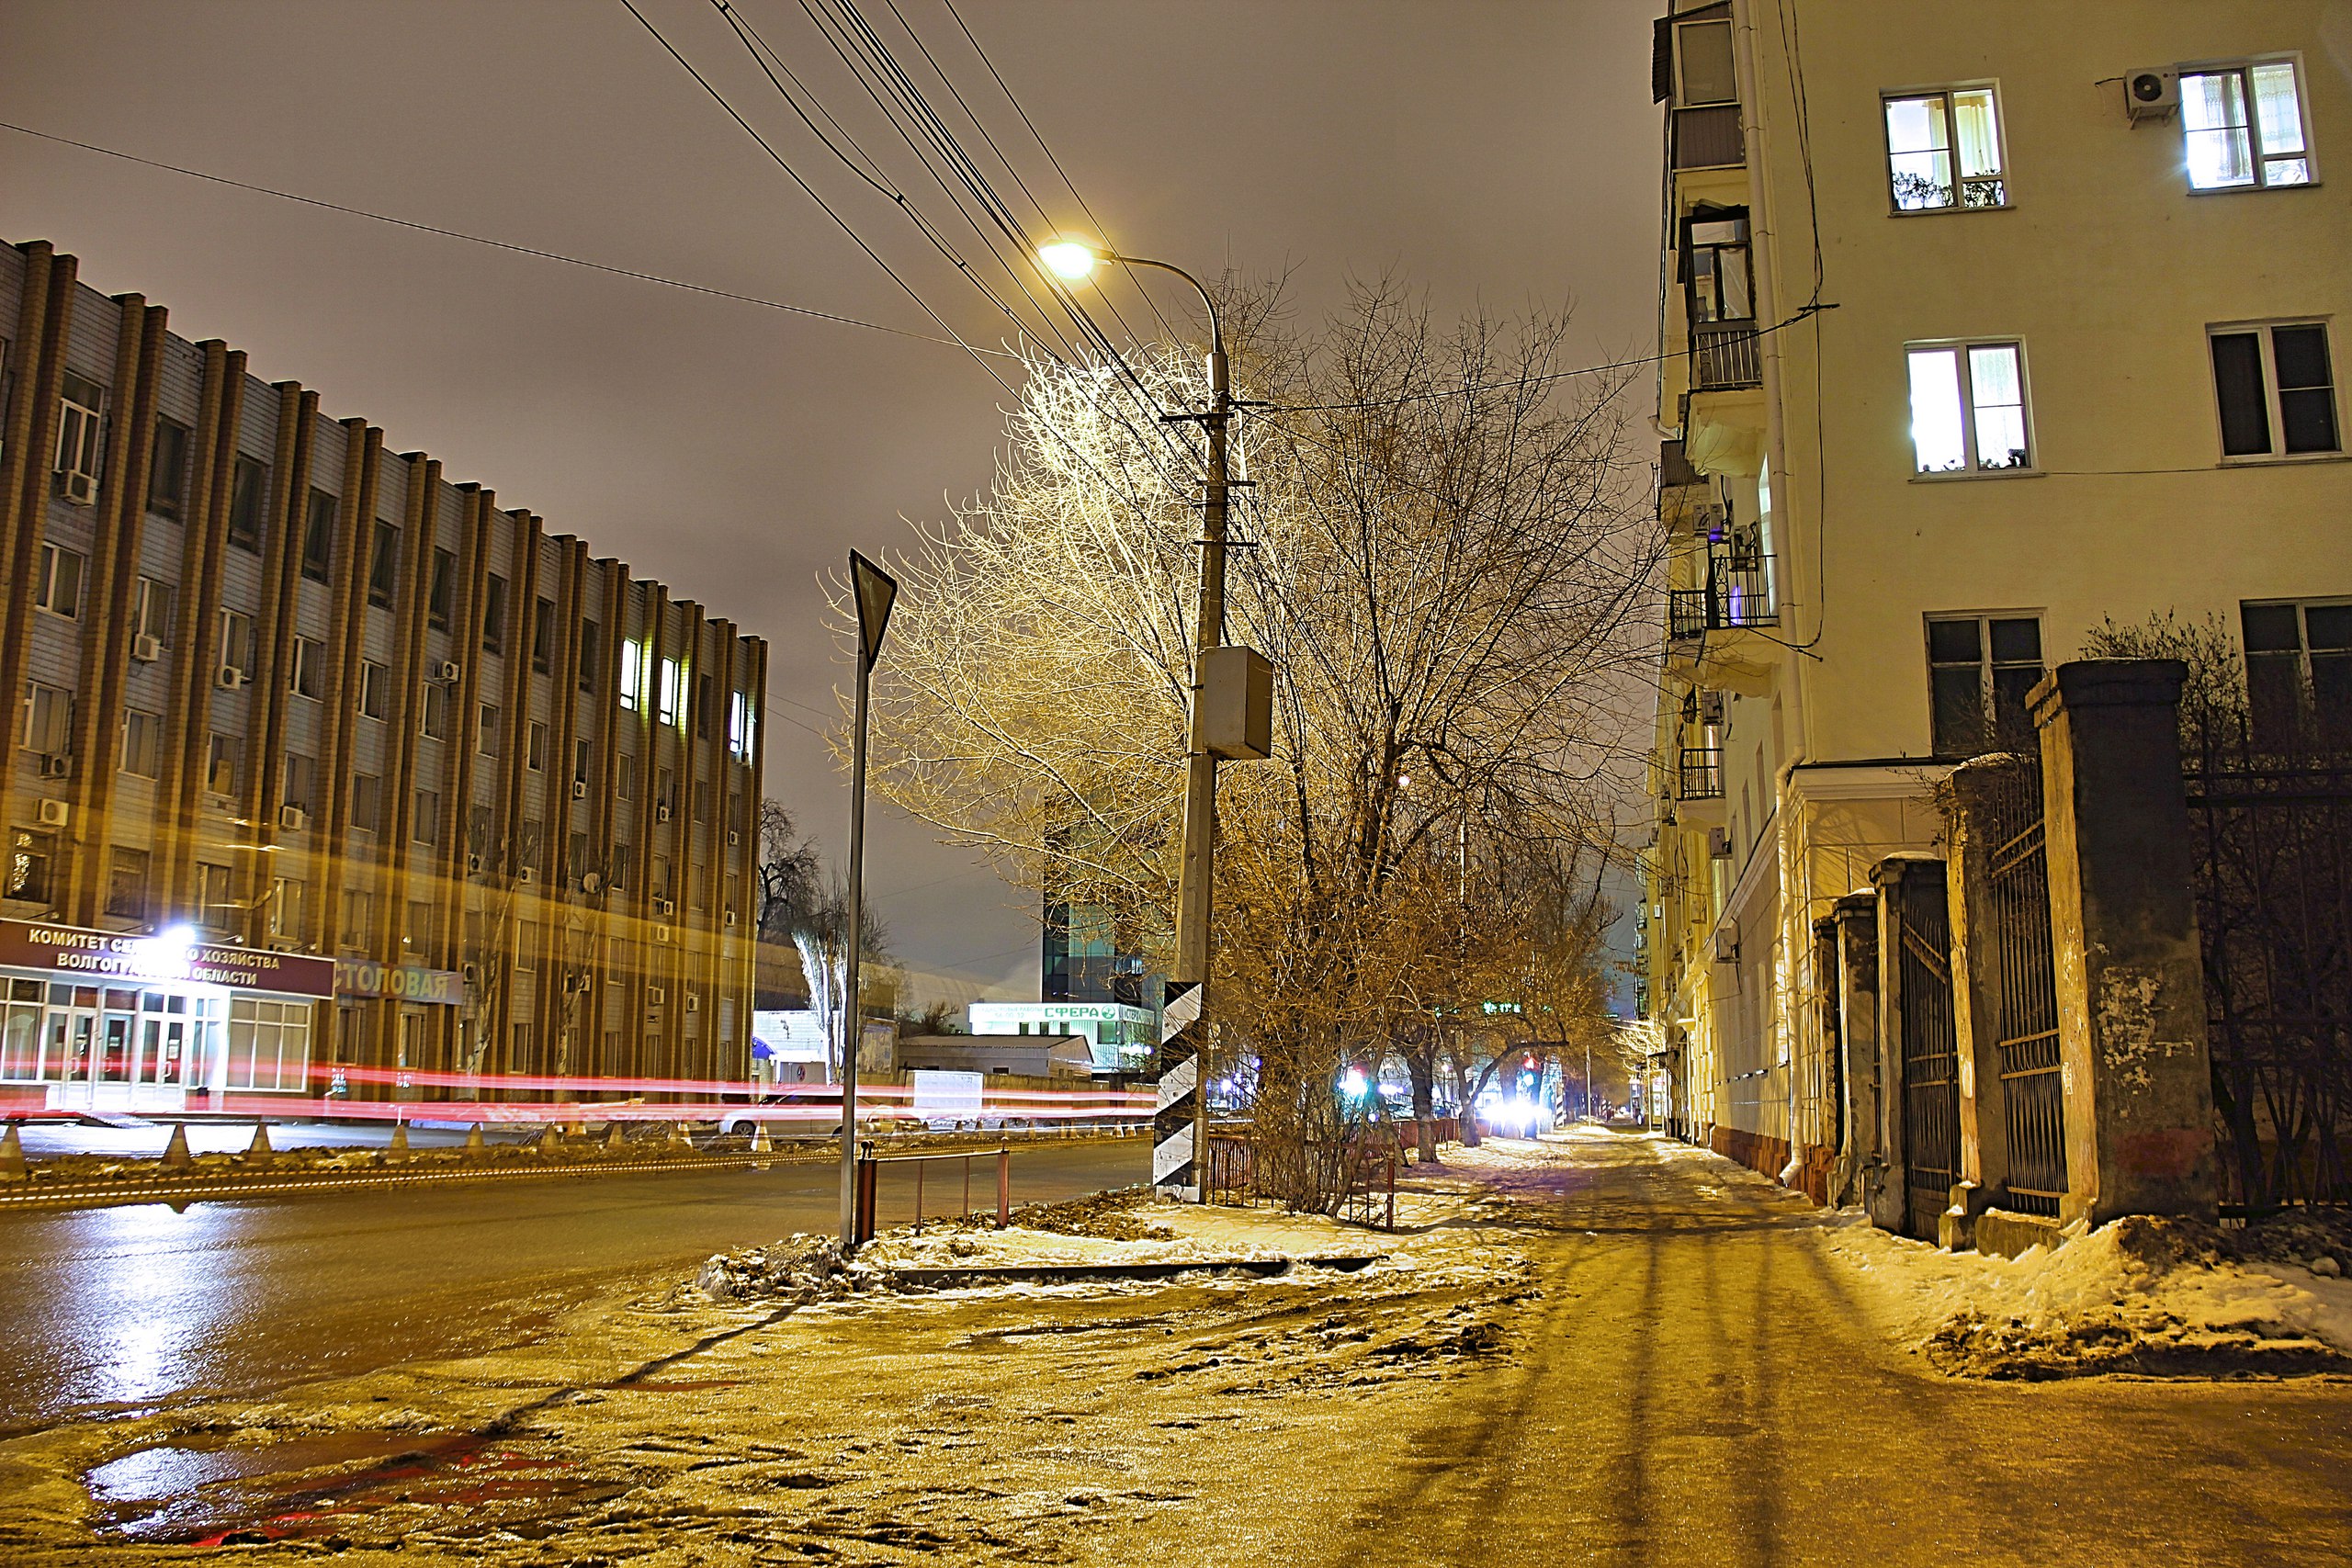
[92,1007,139,1108]
[46,1006,97,1109]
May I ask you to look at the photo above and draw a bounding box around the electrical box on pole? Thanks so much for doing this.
[1198,645,1273,760]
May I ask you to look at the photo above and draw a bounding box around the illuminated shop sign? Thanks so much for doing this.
[333,959,464,1006]
[0,919,336,998]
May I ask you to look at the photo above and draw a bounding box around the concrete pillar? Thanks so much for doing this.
[1826,891,1884,1212]
[1869,852,1945,1235]
[1940,754,2028,1214]
[2030,660,2217,1225]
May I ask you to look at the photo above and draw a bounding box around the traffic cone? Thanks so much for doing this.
[245,1122,274,1160]
[538,1123,566,1153]
[0,1123,27,1180]
[387,1122,411,1162]
[666,1120,693,1150]
[749,1122,772,1153]
[464,1122,487,1156]
[605,1122,628,1150]
[161,1123,193,1168]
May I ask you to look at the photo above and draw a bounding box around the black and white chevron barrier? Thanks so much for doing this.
[1153,980,1202,1200]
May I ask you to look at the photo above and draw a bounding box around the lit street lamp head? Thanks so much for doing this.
[1037,239,1101,282]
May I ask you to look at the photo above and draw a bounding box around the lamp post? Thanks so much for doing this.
[840,549,898,1249]
[1039,240,1232,1199]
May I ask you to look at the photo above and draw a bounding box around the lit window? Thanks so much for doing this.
[659,658,683,728]
[617,640,648,710]
[1906,340,2031,474]
[2183,60,2312,191]
[1883,86,2005,210]
[2210,322,2339,459]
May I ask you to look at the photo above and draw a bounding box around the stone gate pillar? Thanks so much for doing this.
[1826,891,1885,1213]
[2030,660,2217,1225]
[1941,754,2027,1208]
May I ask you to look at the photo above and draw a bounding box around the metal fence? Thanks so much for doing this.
[1893,863,1961,1240]
[1978,757,2068,1215]
[2184,734,2352,1208]
[1204,1124,1398,1231]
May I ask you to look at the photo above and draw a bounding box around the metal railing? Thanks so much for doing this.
[1982,756,2067,1214]
[1678,746,1724,801]
[851,1143,1012,1244]
[1668,550,1776,641]
[1691,323,1761,389]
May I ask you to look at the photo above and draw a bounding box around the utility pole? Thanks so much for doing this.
[839,551,896,1249]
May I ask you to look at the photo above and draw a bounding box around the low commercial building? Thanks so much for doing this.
[1,239,766,1111]
[967,999,1154,1073]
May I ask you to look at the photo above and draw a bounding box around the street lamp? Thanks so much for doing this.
[1038,238,1265,1201]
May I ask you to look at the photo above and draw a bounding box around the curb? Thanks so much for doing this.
[886,1254,1385,1286]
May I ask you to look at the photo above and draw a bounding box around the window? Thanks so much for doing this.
[196,862,236,931]
[18,682,73,756]
[514,920,537,972]
[119,710,163,779]
[407,900,433,951]
[659,658,683,727]
[219,608,254,683]
[2210,322,2338,459]
[282,752,315,814]
[610,845,630,889]
[729,691,755,760]
[652,853,673,902]
[368,522,400,607]
[657,766,676,818]
[288,636,323,700]
[53,372,104,499]
[695,672,714,739]
[227,457,268,551]
[1883,87,2005,210]
[347,660,388,722]
[478,703,501,759]
[340,888,374,950]
[420,682,449,741]
[579,621,600,694]
[481,572,507,655]
[149,417,189,517]
[206,732,241,797]
[2244,600,2352,750]
[413,787,441,847]
[1926,615,2042,759]
[617,640,650,710]
[692,778,710,823]
[568,830,588,883]
[2183,60,2312,191]
[134,577,174,647]
[105,847,150,921]
[300,489,336,582]
[1907,340,2031,474]
[351,773,382,835]
[532,597,555,673]
[526,720,547,772]
[226,998,310,1089]
[428,547,455,630]
[34,542,83,617]
[469,806,494,859]
[268,878,306,942]
[1674,16,1735,105]
[6,829,55,903]
[573,738,591,790]
[618,752,637,801]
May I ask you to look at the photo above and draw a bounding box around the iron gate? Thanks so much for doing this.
[1894,863,1962,1240]
[1982,758,2068,1214]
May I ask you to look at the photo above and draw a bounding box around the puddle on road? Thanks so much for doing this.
[86,1429,625,1545]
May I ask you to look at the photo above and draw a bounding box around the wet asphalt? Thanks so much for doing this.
[1327,1131,2352,1567]
[0,1138,1144,1433]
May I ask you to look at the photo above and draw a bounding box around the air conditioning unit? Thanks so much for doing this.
[654,924,673,944]
[684,993,700,1014]
[38,753,70,780]
[462,962,481,984]
[37,798,69,829]
[1699,691,1725,726]
[59,470,96,506]
[571,780,587,799]
[1707,825,1732,859]
[435,660,461,682]
[1713,919,1741,966]
[467,853,484,874]
[280,805,309,830]
[131,634,163,663]
[581,872,602,895]
[727,829,740,847]
[2124,66,2179,122]
[217,666,248,690]
[516,866,535,886]
[656,898,675,917]
[723,910,738,928]
[647,986,667,1006]
[655,804,673,823]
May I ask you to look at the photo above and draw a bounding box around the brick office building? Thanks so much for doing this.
[0,239,767,1111]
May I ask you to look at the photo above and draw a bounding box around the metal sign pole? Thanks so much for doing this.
[839,551,896,1251]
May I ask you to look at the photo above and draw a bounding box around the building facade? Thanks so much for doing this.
[1639,4,2347,1193]
[1,239,767,1111]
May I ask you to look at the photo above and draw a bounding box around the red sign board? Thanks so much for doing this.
[0,919,337,998]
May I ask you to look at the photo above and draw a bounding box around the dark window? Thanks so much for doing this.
[695,672,714,739]
[351,773,383,835]
[148,417,189,517]
[1928,615,2042,759]
[2212,323,2340,458]
[2274,326,2339,455]
[282,752,316,813]
[428,548,455,630]
[2244,600,2352,750]
[104,848,150,921]
[368,522,400,607]
[227,457,267,551]
[413,788,441,848]
[579,621,601,694]
[2212,332,2272,457]
[300,490,336,582]
[532,597,555,674]
[482,572,507,655]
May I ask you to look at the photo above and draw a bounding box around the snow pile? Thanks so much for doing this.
[695,1233,853,1303]
[1813,1209,2352,1379]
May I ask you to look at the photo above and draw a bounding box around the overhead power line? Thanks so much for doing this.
[0,117,1018,359]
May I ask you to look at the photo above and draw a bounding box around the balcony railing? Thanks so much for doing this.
[1671,104,1745,170]
[1679,746,1724,801]
[1691,324,1760,390]
[1668,550,1777,642]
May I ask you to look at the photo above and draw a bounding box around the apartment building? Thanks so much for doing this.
[1638,3,2346,1191]
[0,239,768,1111]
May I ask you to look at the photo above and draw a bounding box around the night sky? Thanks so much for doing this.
[1,0,1658,1008]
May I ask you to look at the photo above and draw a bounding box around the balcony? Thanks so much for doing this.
[1690,324,1760,390]
[1678,746,1724,801]
[1668,549,1775,641]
